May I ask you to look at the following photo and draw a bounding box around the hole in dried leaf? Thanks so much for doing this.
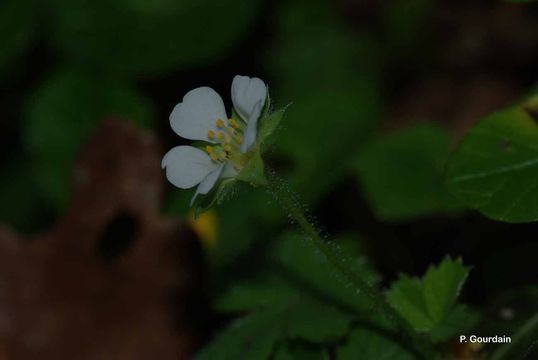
[97,211,139,261]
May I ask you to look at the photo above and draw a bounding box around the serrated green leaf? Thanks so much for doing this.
[387,257,470,337]
[24,68,154,212]
[356,123,462,221]
[336,327,416,360]
[445,102,538,223]
[423,257,469,322]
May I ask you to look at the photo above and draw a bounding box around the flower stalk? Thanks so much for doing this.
[265,168,437,360]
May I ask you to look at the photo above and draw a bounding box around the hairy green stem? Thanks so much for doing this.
[265,169,436,360]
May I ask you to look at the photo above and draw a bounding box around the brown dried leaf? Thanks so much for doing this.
[0,119,200,359]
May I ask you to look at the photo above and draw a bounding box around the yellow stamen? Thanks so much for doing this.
[216,119,225,128]
[207,130,215,140]
[220,152,227,159]
[210,153,218,161]
[223,144,232,152]
[229,118,239,129]
[218,132,226,141]
[235,135,243,144]
[206,146,214,153]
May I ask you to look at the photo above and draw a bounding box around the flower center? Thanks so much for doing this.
[206,118,250,170]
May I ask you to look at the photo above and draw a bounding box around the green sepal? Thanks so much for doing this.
[236,151,268,186]
[192,178,237,218]
[256,105,287,152]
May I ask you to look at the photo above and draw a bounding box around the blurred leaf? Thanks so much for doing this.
[270,0,382,203]
[383,0,434,65]
[356,123,462,221]
[24,68,154,212]
[335,326,416,360]
[445,102,538,223]
[194,306,282,360]
[285,296,351,343]
[0,160,40,232]
[49,0,260,76]
[387,257,470,339]
[216,277,296,313]
[0,0,37,75]
[216,278,352,344]
[491,313,538,360]
[272,232,380,314]
[273,342,327,360]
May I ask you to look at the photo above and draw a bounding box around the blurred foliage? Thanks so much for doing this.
[197,232,391,359]
[24,68,154,212]
[269,0,382,203]
[0,160,41,232]
[0,0,37,76]
[446,98,538,223]
[335,326,415,360]
[48,0,261,76]
[356,123,462,221]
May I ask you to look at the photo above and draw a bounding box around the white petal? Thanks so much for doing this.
[190,164,225,205]
[170,87,228,142]
[240,100,263,153]
[161,146,218,189]
[231,75,267,122]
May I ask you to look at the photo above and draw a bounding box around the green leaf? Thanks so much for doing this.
[49,0,261,76]
[356,123,462,221]
[0,0,37,76]
[194,307,282,360]
[387,257,470,338]
[335,327,416,360]
[216,277,296,313]
[273,342,328,360]
[24,68,154,212]
[445,102,538,223]
[216,275,353,343]
[285,296,352,343]
[272,233,380,314]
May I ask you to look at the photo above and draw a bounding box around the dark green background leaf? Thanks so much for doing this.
[24,69,154,212]
[356,123,461,221]
[446,104,538,223]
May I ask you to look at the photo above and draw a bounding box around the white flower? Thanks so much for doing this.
[162,75,267,204]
